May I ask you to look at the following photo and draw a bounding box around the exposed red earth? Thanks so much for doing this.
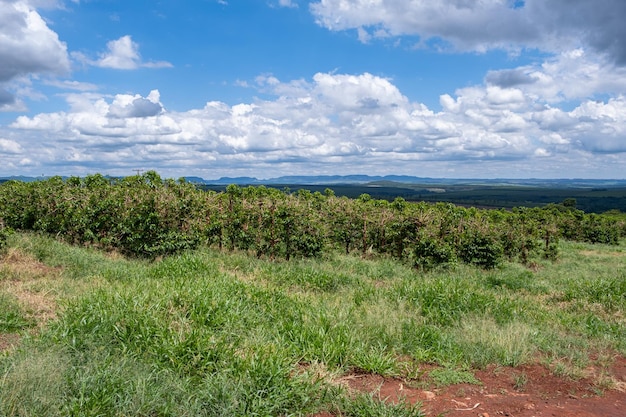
[314,358,626,417]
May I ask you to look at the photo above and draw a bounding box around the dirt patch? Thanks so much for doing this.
[1,249,60,325]
[326,357,626,417]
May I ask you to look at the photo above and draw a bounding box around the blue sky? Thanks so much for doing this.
[1,0,626,179]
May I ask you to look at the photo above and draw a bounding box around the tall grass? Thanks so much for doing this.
[0,293,33,332]
[1,233,624,416]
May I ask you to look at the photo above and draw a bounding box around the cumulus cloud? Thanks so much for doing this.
[77,35,172,70]
[309,0,626,64]
[486,68,539,88]
[97,36,140,69]
[0,138,23,154]
[108,90,164,118]
[0,0,70,82]
[0,0,70,110]
[5,69,625,178]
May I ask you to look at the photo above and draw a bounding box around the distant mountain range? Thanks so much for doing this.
[185,175,626,189]
[2,174,626,189]
[185,175,422,185]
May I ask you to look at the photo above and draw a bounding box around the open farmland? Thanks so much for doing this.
[1,174,625,416]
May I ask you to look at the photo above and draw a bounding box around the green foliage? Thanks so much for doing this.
[457,227,503,269]
[580,214,620,244]
[0,293,34,332]
[0,221,12,255]
[485,269,543,293]
[562,198,577,209]
[560,273,626,312]
[332,392,425,417]
[0,170,621,264]
[413,233,456,271]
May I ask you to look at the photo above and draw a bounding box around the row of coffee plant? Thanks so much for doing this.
[0,172,623,268]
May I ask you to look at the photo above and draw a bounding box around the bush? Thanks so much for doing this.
[0,220,12,255]
[581,215,620,245]
[458,229,503,269]
[413,234,455,271]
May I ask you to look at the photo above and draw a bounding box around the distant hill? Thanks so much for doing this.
[194,175,626,188]
[3,174,626,188]
[193,176,626,213]
[3,174,626,212]
[0,175,49,183]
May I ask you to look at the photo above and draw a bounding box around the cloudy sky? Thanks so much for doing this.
[1,0,625,179]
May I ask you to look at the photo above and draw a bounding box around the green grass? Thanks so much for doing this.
[1,233,625,416]
[428,367,481,387]
[0,293,33,332]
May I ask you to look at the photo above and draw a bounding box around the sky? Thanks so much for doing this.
[1,0,626,179]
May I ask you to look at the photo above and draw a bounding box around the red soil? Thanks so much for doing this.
[319,357,626,417]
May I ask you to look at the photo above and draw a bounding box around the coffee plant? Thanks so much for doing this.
[0,171,623,263]
[0,220,11,255]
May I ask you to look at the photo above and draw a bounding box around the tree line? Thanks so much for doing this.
[0,171,624,269]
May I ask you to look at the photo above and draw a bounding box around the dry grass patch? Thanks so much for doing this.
[4,282,57,325]
[1,248,62,280]
[0,333,20,352]
[579,249,625,258]
[1,248,61,327]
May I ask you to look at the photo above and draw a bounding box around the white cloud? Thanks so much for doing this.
[486,50,626,104]
[312,72,408,111]
[0,0,69,81]
[86,35,172,70]
[4,70,625,178]
[0,138,23,153]
[97,36,140,69]
[0,0,70,108]
[309,0,626,64]
[43,79,99,91]
[108,90,164,118]
[276,0,297,8]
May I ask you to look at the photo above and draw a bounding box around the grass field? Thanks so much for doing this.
[1,232,625,416]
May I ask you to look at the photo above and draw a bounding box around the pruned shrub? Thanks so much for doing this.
[0,218,13,256]
[413,234,455,271]
[458,229,503,269]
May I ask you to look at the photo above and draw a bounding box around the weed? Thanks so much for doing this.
[513,372,528,391]
[351,343,399,376]
[0,292,34,332]
[0,346,70,416]
[454,318,537,368]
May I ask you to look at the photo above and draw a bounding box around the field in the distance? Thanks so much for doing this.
[1,232,625,416]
